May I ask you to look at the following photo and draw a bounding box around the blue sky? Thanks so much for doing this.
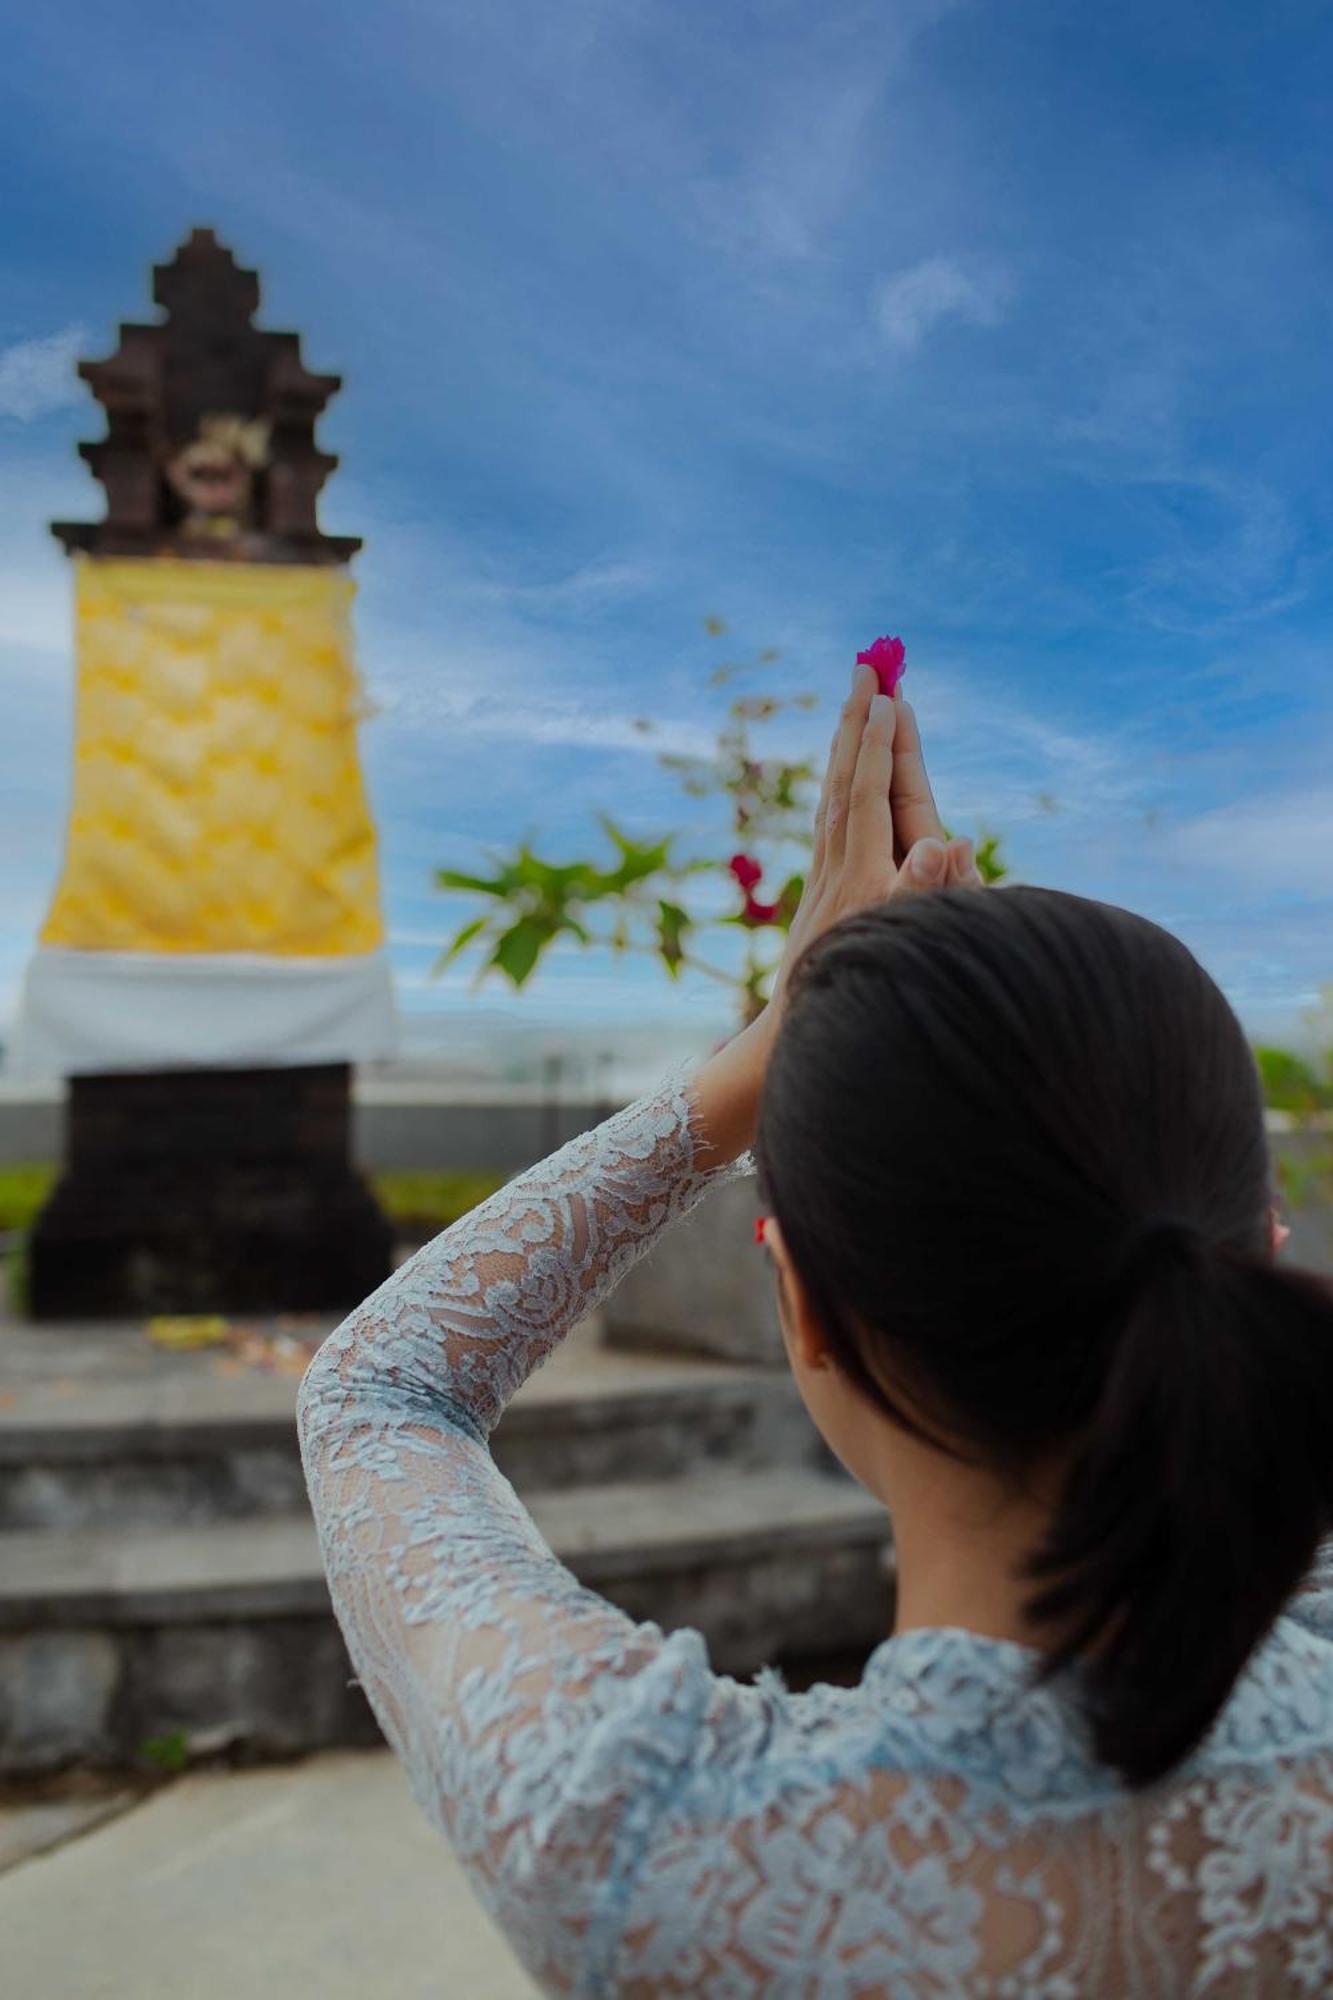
[3,0,1332,1061]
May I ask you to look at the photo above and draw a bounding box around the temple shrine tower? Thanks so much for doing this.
[15,228,396,1316]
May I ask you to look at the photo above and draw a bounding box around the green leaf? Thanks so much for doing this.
[776,872,804,927]
[656,899,691,975]
[434,867,505,896]
[974,834,1008,885]
[490,918,548,986]
[431,915,489,975]
[511,847,588,896]
[596,814,673,890]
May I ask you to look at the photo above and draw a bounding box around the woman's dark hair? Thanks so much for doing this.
[755,886,1333,1790]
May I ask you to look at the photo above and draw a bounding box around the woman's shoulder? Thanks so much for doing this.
[677,1629,1112,1820]
[688,1611,1333,1820]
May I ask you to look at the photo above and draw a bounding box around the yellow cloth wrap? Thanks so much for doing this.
[40,559,385,957]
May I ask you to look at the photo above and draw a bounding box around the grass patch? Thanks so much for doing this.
[138,1729,191,1775]
[0,1163,503,1238]
[1277,1149,1333,1211]
[0,1164,57,1234]
[0,1164,502,1317]
[370,1168,506,1235]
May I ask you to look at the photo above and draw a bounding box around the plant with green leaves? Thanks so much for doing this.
[433,624,1007,1026]
[139,1728,191,1775]
[1254,1045,1333,1119]
[1254,987,1333,1120]
[1250,988,1333,1225]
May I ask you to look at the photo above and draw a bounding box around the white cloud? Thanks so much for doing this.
[1161,784,1333,899]
[0,448,95,669]
[1112,467,1312,639]
[373,676,714,760]
[455,557,657,614]
[0,564,71,660]
[872,255,1011,352]
[0,325,87,421]
[910,661,1144,832]
[690,73,886,265]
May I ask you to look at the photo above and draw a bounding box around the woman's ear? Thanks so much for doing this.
[761,1217,832,1374]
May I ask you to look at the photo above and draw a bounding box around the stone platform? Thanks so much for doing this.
[0,1298,891,1773]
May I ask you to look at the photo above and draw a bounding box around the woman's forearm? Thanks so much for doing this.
[684,1013,776,1172]
[299,1064,757,1447]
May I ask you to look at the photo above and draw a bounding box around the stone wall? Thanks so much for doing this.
[0,1087,613,1175]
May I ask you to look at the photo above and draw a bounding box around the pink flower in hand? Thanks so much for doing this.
[856,635,906,698]
[728,853,764,892]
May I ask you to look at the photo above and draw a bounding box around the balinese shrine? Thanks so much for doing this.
[13,228,397,1317]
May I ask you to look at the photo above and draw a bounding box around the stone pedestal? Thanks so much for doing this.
[603,1173,785,1366]
[28,1063,392,1321]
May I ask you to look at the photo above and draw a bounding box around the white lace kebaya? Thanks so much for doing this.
[297,1072,1333,1997]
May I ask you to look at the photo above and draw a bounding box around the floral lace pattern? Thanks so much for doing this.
[299,1074,1333,1996]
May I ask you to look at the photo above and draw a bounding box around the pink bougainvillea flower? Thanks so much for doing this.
[728,853,764,892]
[856,635,906,698]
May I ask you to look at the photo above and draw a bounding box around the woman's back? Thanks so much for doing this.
[608,1599,1333,1993]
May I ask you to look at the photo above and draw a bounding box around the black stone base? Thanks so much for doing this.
[27,1063,393,1321]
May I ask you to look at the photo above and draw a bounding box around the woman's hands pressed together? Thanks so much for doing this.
[694,661,983,1165]
[774,664,981,1007]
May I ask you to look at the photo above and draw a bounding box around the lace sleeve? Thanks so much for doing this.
[295,1071,753,1993]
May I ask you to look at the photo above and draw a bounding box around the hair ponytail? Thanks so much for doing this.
[1022,1241,1333,1789]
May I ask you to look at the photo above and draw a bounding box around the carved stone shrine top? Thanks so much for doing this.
[52,227,361,566]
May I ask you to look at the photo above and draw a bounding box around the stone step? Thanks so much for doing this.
[0,1470,892,1773]
[0,1336,829,1532]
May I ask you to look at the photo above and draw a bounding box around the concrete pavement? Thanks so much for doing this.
[0,1751,538,1999]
